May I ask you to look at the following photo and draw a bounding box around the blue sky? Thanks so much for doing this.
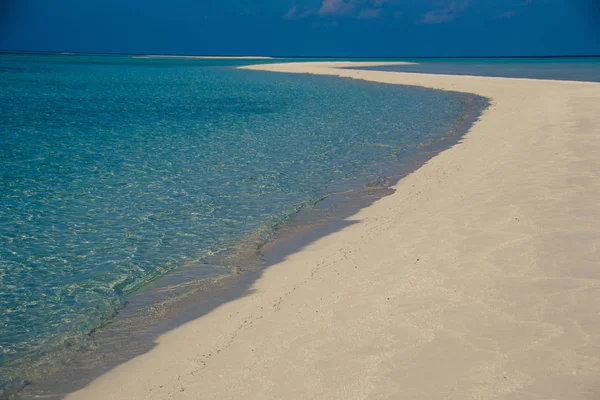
[1,0,599,56]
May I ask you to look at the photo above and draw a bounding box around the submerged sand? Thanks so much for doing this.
[64,62,600,399]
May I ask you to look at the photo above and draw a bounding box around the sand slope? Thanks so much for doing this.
[64,62,600,400]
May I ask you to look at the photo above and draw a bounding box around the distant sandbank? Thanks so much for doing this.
[133,55,274,59]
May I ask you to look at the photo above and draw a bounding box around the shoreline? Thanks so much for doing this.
[13,66,487,399]
[37,62,600,399]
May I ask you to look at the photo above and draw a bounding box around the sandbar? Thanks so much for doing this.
[64,62,600,400]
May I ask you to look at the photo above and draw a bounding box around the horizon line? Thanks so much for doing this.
[1,50,599,59]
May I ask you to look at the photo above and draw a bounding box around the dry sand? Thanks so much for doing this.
[64,62,600,399]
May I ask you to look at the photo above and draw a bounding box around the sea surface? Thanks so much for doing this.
[355,56,600,82]
[0,53,480,395]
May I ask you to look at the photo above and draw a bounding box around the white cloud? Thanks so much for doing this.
[283,6,299,19]
[318,0,355,16]
[282,0,400,20]
[422,0,470,24]
[283,5,315,20]
[356,8,382,19]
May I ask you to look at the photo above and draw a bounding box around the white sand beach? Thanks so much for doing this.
[64,62,600,400]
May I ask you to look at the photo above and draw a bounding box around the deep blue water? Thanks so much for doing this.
[356,57,600,82]
[0,54,472,390]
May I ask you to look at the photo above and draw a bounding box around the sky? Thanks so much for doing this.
[0,0,599,57]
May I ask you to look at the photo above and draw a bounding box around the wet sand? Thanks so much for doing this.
[64,62,600,400]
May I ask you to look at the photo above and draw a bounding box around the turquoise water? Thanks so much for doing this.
[0,54,473,391]
[356,57,600,82]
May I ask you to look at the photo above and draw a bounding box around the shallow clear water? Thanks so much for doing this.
[0,54,471,389]
[357,57,600,82]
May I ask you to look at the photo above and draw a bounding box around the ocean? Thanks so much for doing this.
[354,57,600,82]
[0,53,482,395]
